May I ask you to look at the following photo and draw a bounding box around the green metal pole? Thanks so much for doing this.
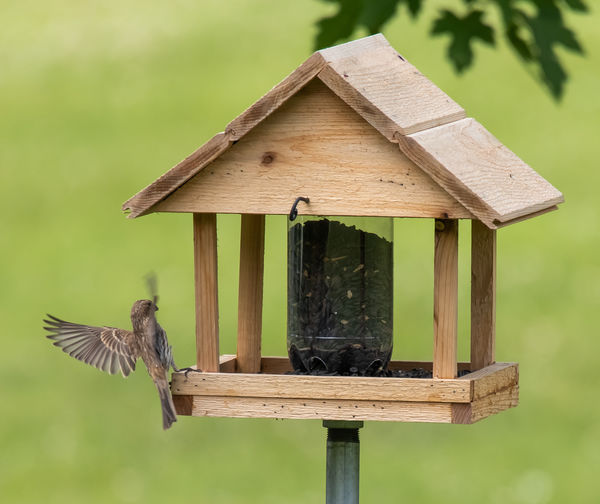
[324,420,363,504]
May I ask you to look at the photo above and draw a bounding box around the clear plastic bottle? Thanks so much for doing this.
[287,216,393,375]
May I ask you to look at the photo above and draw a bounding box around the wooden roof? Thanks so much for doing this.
[123,34,563,228]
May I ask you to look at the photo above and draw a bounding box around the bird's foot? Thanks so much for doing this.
[176,366,203,378]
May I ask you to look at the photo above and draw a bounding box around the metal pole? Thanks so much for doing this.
[324,420,363,504]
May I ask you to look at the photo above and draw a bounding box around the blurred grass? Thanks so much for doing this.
[1,1,599,503]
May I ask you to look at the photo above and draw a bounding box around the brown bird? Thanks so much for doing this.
[44,299,181,430]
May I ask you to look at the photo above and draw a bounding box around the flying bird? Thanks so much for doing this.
[44,298,181,430]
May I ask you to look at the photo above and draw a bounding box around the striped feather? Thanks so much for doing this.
[43,314,139,377]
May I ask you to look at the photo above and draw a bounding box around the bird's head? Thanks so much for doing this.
[131,299,159,323]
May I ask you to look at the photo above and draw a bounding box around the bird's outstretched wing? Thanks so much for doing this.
[44,314,139,377]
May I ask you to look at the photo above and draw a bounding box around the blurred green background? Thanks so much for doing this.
[1,1,598,503]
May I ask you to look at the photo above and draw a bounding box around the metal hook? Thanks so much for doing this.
[289,196,310,221]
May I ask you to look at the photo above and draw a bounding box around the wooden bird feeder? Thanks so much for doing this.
[123,35,563,425]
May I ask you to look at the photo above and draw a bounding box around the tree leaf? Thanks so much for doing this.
[431,9,495,73]
[563,0,588,12]
[522,1,585,98]
[314,0,424,50]
[404,0,423,18]
[360,0,403,33]
[314,0,364,50]
[506,21,533,61]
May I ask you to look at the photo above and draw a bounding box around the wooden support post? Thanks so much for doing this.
[471,220,496,371]
[236,214,266,373]
[433,219,458,379]
[193,213,220,372]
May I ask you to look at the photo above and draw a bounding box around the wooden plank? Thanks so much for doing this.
[171,371,472,403]
[318,33,389,60]
[226,52,327,140]
[186,395,454,423]
[450,401,472,425]
[452,385,519,424]
[154,80,472,219]
[260,356,294,374]
[193,213,220,372]
[466,363,518,401]
[237,214,265,373]
[471,220,496,371]
[470,385,519,423]
[433,219,458,379]
[493,206,558,228]
[318,40,465,138]
[219,354,237,373]
[396,130,497,227]
[397,118,564,227]
[172,395,193,416]
[123,132,232,219]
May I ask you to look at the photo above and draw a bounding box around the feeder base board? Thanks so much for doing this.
[171,357,518,424]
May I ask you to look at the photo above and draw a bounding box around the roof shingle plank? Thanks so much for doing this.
[397,118,564,226]
[318,36,465,138]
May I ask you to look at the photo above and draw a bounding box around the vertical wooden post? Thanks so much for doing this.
[471,220,496,371]
[433,219,458,379]
[193,213,219,372]
[237,214,266,373]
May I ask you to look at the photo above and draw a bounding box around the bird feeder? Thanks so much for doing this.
[123,35,562,425]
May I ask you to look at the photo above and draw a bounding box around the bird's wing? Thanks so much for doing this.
[44,314,139,377]
[154,323,177,371]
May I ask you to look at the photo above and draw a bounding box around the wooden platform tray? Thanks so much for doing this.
[171,356,518,424]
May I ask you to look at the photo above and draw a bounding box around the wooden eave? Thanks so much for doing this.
[122,34,563,229]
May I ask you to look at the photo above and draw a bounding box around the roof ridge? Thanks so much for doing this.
[318,33,390,61]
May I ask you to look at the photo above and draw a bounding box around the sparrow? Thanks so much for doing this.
[44,298,181,430]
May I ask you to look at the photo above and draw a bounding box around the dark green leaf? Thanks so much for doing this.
[431,9,495,73]
[563,0,588,12]
[506,22,533,61]
[529,1,583,53]
[360,0,403,33]
[314,0,364,50]
[314,0,424,50]
[404,0,423,17]
[359,0,423,31]
[522,1,585,98]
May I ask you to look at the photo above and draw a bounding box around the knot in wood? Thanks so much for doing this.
[261,152,276,165]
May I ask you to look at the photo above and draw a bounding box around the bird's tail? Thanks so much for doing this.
[155,378,177,430]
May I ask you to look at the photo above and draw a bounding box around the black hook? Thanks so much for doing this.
[289,196,310,221]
